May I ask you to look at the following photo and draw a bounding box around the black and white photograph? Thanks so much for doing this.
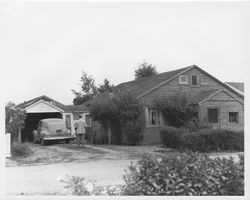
[1,0,249,198]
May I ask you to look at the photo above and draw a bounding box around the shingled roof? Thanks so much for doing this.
[225,82,244,93]
[84,65,244,106]
[114,65,192,98]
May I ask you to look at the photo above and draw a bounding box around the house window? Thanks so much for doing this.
[179,75,188,84]
[192,75,198,85]
[201,77,208,85]
[229,112,238,124]
[85,114,92,127]
[207,108,219,123]
[148,107,161,126]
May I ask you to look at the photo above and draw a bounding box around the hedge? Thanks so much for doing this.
[161,127,244,152]
[123,152,244,195]
[160,126,186,149]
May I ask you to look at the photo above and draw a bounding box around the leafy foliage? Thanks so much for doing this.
[90,92,145,145]
[182,129,244,152]
[113,93,145,145]
[5,102,26,141]
[123,152,244,195]
[155,92,197,127]
[98,78,114,93]
[72,71,113,105]
[134,61,158,80]
[59,175,124,195]
[160,126,185,149]
[161,127,244,152]
[11,142,32,157]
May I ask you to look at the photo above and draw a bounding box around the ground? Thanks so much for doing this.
[5,142,243,195]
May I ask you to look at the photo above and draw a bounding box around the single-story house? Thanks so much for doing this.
[85,65,244,144]
[18,95,91,142]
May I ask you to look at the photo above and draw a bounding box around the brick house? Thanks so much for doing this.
[87,65,244,144]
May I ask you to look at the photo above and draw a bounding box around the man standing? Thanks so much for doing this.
[74,115,86,147]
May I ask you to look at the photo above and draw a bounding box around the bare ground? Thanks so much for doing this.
[5,142,243,195]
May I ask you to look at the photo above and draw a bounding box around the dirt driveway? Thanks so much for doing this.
[5,143,242,195]
[5,143,165,195]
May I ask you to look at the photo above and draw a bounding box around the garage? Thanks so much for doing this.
[22,112,62,142]
[18,95,90,142]
[19,96,65,142]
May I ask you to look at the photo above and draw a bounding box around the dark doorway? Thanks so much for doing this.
[22,112,62,142]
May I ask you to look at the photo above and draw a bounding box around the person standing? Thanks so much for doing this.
[75,115,86,147]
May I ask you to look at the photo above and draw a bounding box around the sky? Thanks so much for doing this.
[1,1,250,105]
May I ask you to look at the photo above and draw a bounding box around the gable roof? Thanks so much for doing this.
[18,95,88,112]
[190,89,220,105]
[191,89,243,105]
[225,82,244,93]
[18,95,66,110]
[114,65,244,99]
[114,65,192,98]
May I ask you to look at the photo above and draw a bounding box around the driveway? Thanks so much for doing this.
[5,143,164,195]
[5,143,243,195]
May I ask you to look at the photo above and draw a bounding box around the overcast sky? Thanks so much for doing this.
[1,1,249,105]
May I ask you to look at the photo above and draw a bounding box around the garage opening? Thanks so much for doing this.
[22,112,62,142]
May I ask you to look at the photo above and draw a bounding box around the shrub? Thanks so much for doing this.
[59,175,124,195]
[181,129,244,152]
[5,102,26,142]
[11,142,32,157]
[185,118,211,132]
[123,152,244,195]
[160,126,186,148]
[154,92,196,127]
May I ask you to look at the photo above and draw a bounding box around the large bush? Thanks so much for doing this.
[5,102,26,141]
[113,93,145,145]
[160,126,186,149]
[155,92,197,128]
[182,129,244,152]
[90,92,145,145]
[161,127,244,152]
[123,152,244,195]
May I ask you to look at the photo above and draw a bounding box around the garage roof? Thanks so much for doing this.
[18,95,89,112]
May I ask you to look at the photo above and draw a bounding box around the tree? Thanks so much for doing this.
[90,92,145,145]
[72,71,114,105]
[97,78,113,93]
[72,71,97,105]
[113,93,145,145]
[5,102,26,142]
[134,62,158,80]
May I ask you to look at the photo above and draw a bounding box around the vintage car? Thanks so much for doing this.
[32,118,74,145]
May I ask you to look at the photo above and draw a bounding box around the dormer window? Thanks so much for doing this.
[192,75,198,85]
[179,75,188,84]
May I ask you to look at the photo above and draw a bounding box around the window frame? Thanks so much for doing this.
[201,77,208,85]
[207,107,220,124]
[147,107,161,127]
[228,112,239,124]
[192,75,198,85]
[179,75,189,84]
